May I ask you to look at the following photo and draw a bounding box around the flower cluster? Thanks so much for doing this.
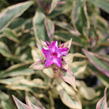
[42,41,69,68]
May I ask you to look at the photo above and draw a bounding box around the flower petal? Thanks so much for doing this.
[53,58,62,67]
[49,41,58,52]
[45,41,50,46]
[42,41,69,68]
[45,57,53,67]
[42,48,49,58]
[51,41,58,47]
[58,47,69,56]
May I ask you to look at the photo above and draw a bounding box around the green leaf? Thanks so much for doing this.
[61,0,74,13]
[56,80,82,109]
[0,41,12,58]
[0,93,15,109]
[1,100,15,109]
[0,91,9,100]
[9,18,26,29]
[71,0,83,24]
[97,73,109,87]
[48,0,59,13]
[83,49,109,77]
[0,77,47,91]
[0,63,34,78]
[13,96,44,109]
[0,1,33,31]
[89,0,109,13]
[77,81,98,100]
[96,88,108,109]
[13,96,30,109]
[31,47,44,62]
[3,28,19,43]
[62,69,77,91]
[26,96,45,109]
[58,88,82,109]
[55,31,82,46]
[33,10,48,41]
[43,68,54,78]
[44,17,55,39]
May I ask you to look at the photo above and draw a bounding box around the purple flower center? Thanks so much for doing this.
[42,41,69,68]
[52,52,57,57]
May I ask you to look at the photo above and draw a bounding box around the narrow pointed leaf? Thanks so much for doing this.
[49,0,59,13]
[0,41,12,58]
[33,10,47,41]
[62,69,77,91]
[83,49,109,77]
[44,17,54,39]
[89,0,109,13]
[26,96,45,109]
[57,87,82,109]
[12,96,30,109]
[96,88,108,109]
[3,28,19,43]
[0,1,33,31]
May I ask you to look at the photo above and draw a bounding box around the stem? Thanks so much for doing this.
[48,91,55,109]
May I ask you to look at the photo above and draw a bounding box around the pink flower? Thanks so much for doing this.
[42,41,69,67]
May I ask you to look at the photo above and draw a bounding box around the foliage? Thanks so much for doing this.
[0,0,109,109]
